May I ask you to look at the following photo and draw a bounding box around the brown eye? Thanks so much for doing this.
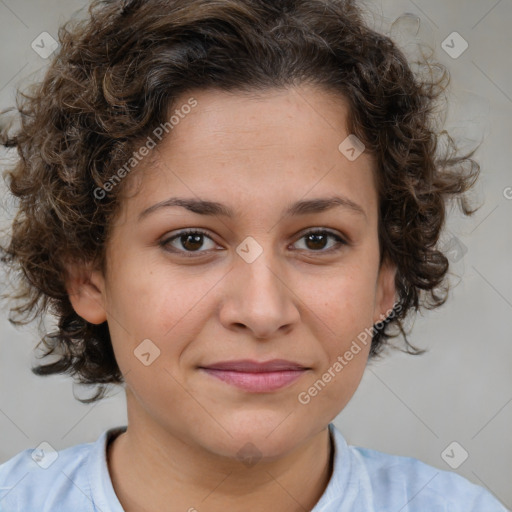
[160,228,347,257]
[180,233,204,251]
[160,229,217,255]
[293,229,347,253]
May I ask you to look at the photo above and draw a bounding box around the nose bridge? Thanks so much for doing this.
[237,239,287,305]
[220,235,299,337]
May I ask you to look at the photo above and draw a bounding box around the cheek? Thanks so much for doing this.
[292,263,376,395]
[302,264,378,341]
[296,274,374,411]
[104,256,221,364]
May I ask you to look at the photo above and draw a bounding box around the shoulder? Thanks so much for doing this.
[350,444,508,511]
[327,424,508,512]
[0,436,97,511]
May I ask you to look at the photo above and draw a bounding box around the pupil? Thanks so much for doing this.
[306,233,326,250]
[182,234,203,251]
[179,233,328,252]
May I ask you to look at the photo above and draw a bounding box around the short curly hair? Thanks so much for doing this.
[0,0,480,403]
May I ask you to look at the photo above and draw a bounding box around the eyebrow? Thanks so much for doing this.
[138,195,367,221]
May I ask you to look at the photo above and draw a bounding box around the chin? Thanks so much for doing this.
[200,412,312,460]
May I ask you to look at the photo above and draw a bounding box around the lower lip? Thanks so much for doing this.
[200,368,306,392]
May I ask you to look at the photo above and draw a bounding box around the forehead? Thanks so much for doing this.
[119,85,377,223]
[169,85,352,154]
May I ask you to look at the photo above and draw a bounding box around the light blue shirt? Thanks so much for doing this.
[0,423,508,511]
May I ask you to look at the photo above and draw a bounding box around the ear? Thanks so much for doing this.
[373,256,398,326]
[65,262,107,325]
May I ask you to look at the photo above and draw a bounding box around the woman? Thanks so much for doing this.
[0,0,507,510]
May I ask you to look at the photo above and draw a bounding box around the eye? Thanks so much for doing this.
[292,228,347,253]
[160,229,218,256]
[160,228,347,257]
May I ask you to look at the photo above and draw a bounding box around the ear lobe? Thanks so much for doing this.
[65,264,107,325]
[373,257,398,326]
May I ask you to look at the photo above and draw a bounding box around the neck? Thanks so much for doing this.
[107,392,334,512]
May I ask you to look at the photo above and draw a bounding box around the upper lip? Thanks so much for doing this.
[199,359,309,372]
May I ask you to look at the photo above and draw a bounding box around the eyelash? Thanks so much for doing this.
[159,228,348,257]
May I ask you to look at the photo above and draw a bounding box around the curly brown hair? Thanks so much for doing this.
[0,0,480,403]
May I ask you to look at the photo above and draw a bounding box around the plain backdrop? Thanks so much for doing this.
[0,0,511,509]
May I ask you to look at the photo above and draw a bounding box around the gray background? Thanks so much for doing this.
[0,0,511,508]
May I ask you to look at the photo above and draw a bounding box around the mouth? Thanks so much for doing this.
[198,359,310,393]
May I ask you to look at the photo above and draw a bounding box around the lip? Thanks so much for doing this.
[198,359,310,393]
[200,359,308,372]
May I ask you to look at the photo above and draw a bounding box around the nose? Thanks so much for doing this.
[218,253,301,340]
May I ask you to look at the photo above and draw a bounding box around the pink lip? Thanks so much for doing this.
[199,359,309,392]
[201,368,306,392]
[201,359,308,372]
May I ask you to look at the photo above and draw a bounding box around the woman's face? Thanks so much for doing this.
[74,85,396,459]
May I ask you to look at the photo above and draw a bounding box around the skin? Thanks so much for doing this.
[66,84,397,512]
